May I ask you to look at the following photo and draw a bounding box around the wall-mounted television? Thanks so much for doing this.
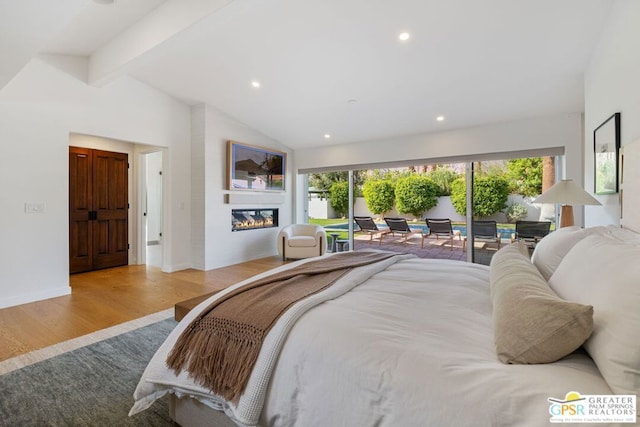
[227,141,286,192]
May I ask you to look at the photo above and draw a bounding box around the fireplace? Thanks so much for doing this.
[232,208,278,231]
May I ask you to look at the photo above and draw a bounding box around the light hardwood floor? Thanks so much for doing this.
[0,256,285,362]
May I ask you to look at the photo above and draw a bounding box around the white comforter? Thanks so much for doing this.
[131,254,614,427]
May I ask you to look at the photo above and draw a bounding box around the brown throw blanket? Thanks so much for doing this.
[166,251,396,403]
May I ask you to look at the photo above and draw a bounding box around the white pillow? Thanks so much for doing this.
[548,233,640,394]
[531,227,580,280]
[531,226,607,280]
[602,224,640,245]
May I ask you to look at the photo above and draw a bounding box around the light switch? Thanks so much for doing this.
[25,202,46,213]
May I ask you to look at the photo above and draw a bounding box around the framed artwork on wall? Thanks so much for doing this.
[227,141,286,191]
[593,112,621,195]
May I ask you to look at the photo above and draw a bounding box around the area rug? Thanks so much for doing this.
[0,309,177,426]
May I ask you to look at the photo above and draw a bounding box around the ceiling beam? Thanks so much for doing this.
[88,0,233,87]
[0,0,87,91]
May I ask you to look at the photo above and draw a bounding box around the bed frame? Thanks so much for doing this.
[169,396,235,427]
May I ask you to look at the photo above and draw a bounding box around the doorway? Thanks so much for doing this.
[69,146,128,273]
[142,151,163,268]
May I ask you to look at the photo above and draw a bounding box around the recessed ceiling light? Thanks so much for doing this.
[398,32,411,41]
[347,98,358,104]
[436,115,445,122]
[324,134,331,139]
[251,81,261,88]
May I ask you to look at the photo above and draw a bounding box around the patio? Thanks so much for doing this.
[347,233,500,265]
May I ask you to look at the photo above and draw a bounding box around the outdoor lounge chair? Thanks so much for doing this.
[510,220,552,249]
[353,216,390,244]
[422,218,462,250]
[383,217,421,244]
[462,220,501,250]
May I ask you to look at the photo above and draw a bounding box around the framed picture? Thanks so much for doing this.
[227,141,286,191]
[593,112,621,195]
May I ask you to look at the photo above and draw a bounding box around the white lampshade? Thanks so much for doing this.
[532,179,601,206]
[532,179,601,228]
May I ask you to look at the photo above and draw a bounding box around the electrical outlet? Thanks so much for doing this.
[25,202,46,213]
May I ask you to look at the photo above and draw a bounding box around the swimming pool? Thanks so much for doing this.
[324,222,514,239]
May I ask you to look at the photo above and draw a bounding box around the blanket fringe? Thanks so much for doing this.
[167,318,263,403]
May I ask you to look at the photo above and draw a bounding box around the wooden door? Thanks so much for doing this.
[69,147,93,273]
[69,147,128,273]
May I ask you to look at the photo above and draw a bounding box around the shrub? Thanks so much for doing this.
[395,175,439,218]
[426,168,459,196]
[450,175,510,218]
[329,181,350,217]
[362,180,395,217]
[505,202,529,223]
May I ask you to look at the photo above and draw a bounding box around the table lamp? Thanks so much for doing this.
[532,179,601,228]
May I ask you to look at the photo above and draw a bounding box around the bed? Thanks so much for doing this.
[130,146,640,426]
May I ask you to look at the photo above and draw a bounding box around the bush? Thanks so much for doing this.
[362,180,395,217]
[505,202,529,223]
[506,157,542,196]
[451,175,510,218]
[395,175,439,218]
[329,181,350,217]
[426,168,459,196]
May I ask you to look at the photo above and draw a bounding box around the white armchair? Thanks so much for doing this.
[277,224,327,260]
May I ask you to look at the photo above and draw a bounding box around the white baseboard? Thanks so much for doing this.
[162,262,192,273]
[0,286,71,309]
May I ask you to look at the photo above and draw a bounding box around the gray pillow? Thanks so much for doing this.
[490,242,593,364]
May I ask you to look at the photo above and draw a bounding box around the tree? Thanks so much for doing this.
[450,175,510,218]
[261,153,284,189]
[329,181,350,217]
[308,171,364,195]
[362,180,395,217]
[542,156,555,192]
[506,157,543,196]
[426,168,459,196]
[394,175,439,218]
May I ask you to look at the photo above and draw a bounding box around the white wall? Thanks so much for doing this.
[584,0,640,227]
[295,113,584,224]
[0,58,191,308]
[193,105,292,270]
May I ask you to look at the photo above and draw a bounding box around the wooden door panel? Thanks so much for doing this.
[70,220,91,273]
[95,220,109,255]
[111,157,128,211]
[70,151,91,212]
[115,219,127,253]
[93,152,110,211]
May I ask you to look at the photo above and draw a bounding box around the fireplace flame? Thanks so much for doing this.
[232,209,277,231]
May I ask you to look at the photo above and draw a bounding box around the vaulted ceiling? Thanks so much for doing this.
[1,0,613,149]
